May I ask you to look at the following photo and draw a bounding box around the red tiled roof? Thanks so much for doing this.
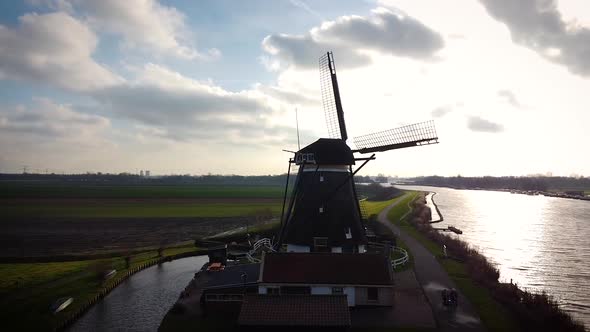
[261,252,392,285]
[238,294,350,327]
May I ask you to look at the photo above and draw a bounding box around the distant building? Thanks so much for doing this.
[140,170,144,177]
[145,170,150,177]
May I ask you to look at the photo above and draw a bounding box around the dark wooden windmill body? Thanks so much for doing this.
[276,52,439,253]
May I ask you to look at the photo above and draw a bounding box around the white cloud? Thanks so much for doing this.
[467,115,504,133]
[0,12,120,91]
[0,98,109,140]
[66,0,219,60]
[90,64,310,146]
[431,105,454,118]
[479,0,590,76]
[262,7,444,70]
[497,89,521,108]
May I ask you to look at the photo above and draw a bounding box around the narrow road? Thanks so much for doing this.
[379,197,486,332]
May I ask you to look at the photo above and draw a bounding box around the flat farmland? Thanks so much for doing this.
[0,182,284,199]
[0,183,284,258]
[1,198,282,218]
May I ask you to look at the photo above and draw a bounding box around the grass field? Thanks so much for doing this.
[1,200,282,218]
[389,193,518,332]
[0,183,285,199]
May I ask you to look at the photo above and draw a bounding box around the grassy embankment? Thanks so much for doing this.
[388,192,518,332]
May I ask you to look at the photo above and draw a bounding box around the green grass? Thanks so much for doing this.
[0,261,94,294]
[1,201,282,218]
[387,191,419,224]
[0,245,199,331]
[388,194,518,332]
[0,183,285,199]
[362,196,403,216]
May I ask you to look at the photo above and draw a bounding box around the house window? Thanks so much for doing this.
[368,287,378,302]
[320,175,324,182]
[319,207,324,213]
[267,287,280,295]
[281,286,311,295]
[313,237,328,252]
[332,287,344,295]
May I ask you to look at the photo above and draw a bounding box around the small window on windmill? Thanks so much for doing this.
[320,173,324,182]
[345,227,352,239]
[319,206,324,213]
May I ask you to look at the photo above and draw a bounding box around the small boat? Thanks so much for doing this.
[448,226,463,234]
[104,269,117,280]
[51,297,74,314]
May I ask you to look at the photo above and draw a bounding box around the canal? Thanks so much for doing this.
[68,255,208,332]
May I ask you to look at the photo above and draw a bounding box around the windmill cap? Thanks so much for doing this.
[297,138,355,165]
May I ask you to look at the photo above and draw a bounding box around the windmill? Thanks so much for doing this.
[275,52,438,253]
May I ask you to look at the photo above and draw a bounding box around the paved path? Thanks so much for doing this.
[378,198,486,332]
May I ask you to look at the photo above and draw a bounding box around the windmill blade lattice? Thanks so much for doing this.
[353,120,438,154]
[319,52,346,140]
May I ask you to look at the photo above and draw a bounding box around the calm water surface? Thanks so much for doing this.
[68,255,208,332]
[400,185,590,327]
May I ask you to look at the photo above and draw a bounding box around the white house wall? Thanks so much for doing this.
[344,287,355,306]
[311,286,331,295]
[286,244,310,252]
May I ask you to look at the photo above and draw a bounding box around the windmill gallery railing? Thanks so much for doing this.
[246,238,275,263]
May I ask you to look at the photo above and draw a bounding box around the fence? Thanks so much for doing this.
[392,247,409,269]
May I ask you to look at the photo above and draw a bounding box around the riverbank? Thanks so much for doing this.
[426,192,443,223]
[408,192,585,331]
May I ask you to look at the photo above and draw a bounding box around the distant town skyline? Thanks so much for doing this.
[1,0,589,177]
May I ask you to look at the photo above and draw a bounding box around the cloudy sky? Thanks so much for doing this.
[1,0,589,177]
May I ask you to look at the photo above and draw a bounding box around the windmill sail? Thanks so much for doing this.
[319,52,348,141]
[353,120,438,154]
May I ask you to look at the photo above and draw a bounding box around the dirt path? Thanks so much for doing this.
[378,198,486,332]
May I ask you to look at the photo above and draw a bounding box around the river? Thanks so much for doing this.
[399,185,590,328]
[68,255,208,332]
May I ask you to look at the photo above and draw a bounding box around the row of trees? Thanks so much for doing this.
[412,175,590,191]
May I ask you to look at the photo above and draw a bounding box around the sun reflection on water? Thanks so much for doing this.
[405,186,590,327]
